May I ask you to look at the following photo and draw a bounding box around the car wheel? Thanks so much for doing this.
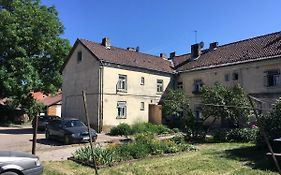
[1,171,19,175]
[64,135,70,145]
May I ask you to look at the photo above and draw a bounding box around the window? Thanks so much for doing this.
[177,82,183,89]
[232,73,239,80]
[265,69,281,87]
[77,51,82,63]
[224,74,229,81]
[117,101,127,118]
[140,77,145,85]
[140,102,145,111]
[117,75,127,91]
[192,79,203,94]
[157,79,164,93]
[195,106,203,122]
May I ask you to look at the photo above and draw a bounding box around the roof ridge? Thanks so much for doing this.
[79,38,169,61]
[217,30,281,48]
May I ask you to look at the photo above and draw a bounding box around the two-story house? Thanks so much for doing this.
[62,31,281,131]
[172,31,281,120]
[61,38,174,131]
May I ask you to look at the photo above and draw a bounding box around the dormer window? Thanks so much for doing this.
[77,51,82,63]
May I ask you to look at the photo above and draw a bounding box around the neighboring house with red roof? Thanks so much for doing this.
[61,38,174,131]
[62,31,281,131]
[32,92,62,117]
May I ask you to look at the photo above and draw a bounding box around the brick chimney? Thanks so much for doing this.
[160,53,167,59]
[169,52,176,60]
[102,37,110,49]
[209,42,218,51]
[191,43,201,59]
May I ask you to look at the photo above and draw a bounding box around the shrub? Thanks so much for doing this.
[213,128,257,143]
[213,129,228,142]
[109,123,132,136]
[131,122,173,135]
[227,128,257,142]
[257,98,281,146]
[73,146,117,166]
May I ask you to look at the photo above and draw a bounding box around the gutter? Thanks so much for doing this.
[178,54,281,73]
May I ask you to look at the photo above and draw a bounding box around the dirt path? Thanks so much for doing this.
[0,126,125,161]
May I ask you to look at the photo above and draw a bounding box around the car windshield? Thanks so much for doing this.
[63,120,85,128]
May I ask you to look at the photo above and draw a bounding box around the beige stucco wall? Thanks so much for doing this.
[62,43,100,126]
[102,66,172,127]
[178,57,281,111]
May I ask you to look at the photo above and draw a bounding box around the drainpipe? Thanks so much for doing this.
[99,61,104,132]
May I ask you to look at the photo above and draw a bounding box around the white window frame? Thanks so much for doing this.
[157,79,164,93]
[117,74,127,92]
[117,101,127,119]
[140,102,145,111]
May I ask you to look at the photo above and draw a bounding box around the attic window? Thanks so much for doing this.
[77,51,82,63]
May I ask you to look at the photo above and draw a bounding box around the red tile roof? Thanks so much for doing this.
[174,31,281,71]
[78,39,174,73]
[40,93,62,106]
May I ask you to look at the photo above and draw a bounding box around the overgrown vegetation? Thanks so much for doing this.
[162,89,194,132]
[201,83,251,128]
[256,97,281,146]
[109,122,174,136]
[213,128,258,143]
[44,143,278,175]
[72,134,196,167]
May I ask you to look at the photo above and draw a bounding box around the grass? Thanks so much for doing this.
[43,143,279,175]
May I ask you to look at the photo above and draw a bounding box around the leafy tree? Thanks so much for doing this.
[201,83,250,128]
[0,0,71,117]
[257,97,281,146]
[162,89,194,133]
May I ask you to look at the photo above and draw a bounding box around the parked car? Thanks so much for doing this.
[45,118,97,144]
[32,115,59,131]
[0,151,43,175]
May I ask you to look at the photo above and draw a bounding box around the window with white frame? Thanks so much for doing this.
[140,102,145,111]
[117,101,127,118]
[140,77,145,85]
[157,79,163,93]
[192,79,203,93]
[117,74,127,91]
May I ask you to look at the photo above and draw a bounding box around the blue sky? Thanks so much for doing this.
[42,0,281,56]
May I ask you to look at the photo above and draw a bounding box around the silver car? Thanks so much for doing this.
[0,151,43,175]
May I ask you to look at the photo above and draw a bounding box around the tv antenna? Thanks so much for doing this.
[194,30,197,43]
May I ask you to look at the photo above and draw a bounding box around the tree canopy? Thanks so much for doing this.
[0,0,70,116]
[201,83,251,128]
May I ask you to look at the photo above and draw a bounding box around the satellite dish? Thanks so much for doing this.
[199,41,204,48]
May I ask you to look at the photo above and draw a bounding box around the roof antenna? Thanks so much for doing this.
[194,30,198,43]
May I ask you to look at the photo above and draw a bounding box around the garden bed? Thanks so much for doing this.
[70,134,196,168]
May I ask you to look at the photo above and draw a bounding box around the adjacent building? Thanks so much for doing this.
[61,38,174,131]
[62,31,281,131]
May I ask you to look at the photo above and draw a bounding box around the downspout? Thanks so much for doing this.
[99,61,104,132]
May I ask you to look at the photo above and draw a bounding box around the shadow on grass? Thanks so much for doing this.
[223,145,279,172]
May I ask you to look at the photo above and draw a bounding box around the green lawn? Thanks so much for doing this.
[43,143,278,175]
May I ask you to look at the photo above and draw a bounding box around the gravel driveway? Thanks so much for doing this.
[0,126,125,161]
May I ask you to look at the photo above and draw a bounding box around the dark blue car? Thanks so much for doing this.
[45,118,97,144]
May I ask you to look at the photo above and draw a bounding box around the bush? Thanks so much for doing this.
[213,128,257,143]
[109,122,173,136]
[73,133,196,166]
[109,123,132,136]
[257,98,281,146]
[227,128,257,142]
